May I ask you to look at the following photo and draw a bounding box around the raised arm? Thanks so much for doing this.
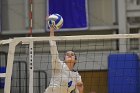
[50,27,55,37]
[49,27,61,69]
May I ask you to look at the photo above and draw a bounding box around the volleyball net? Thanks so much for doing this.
[0,34,140,93]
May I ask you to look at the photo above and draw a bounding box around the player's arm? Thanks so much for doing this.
[76,81,84,93]
[49,27,61,69]
[75,74,84,93]
[50,27,55,37]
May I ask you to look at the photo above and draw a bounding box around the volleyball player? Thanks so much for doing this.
[44,26,84,93]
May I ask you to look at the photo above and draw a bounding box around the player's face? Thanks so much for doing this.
[65,51,76,67]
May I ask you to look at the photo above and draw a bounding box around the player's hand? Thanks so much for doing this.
[76,82,83,86]
[49,22,56,29]
[76,82,84,93]
[46,16,56,29]
[46,16,55,36]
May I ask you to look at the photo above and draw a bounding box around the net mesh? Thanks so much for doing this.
[0,35,140,93]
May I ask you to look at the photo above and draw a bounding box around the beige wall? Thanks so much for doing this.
[2,0,46,31]
[32,0,46,29]
[88,0,114,26]
[2,0,25,30]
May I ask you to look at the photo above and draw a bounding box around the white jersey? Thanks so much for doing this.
[44,40,81,93]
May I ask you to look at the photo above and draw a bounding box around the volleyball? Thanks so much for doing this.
[48,14,63,30]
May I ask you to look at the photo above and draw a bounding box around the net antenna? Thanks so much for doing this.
[1,34,140,93]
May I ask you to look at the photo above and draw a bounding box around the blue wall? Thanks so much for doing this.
[108,53,139,93]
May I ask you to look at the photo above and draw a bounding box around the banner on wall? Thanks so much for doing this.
[46,0,88,31]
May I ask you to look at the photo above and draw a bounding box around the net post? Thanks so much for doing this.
[4,41,18,93]
[29,41,34,93]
